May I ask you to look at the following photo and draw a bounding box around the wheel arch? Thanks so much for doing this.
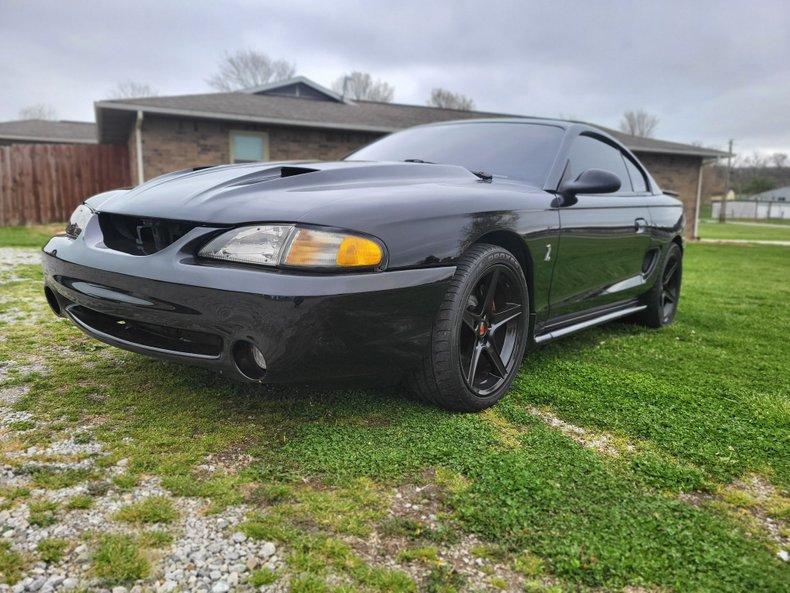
[471,230,535,315]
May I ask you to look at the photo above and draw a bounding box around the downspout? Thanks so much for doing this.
[692,159,705,240]
[134,110,144,185]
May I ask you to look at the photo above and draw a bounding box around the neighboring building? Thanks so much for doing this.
[711,185,790,219]
[0,119,96,145]
[748,186,789,202]
[94,76,727,237]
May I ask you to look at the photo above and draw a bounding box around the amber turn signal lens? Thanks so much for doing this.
[283,228,384,269]
[336,236,383,267]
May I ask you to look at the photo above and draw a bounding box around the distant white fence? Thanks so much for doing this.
[711,200,790,220]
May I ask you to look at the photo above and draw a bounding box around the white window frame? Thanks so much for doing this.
[229,130,269,163]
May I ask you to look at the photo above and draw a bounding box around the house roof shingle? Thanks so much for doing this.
[0,119,97,144]
[95,91,728,159]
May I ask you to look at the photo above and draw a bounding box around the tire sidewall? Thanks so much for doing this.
[655,243,683,326]
[444,247,529,410]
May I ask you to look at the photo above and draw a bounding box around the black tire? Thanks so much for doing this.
[407,244,529,412]
[639,242,683,328]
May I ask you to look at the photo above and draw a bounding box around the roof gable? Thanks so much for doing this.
[240,76,349,104]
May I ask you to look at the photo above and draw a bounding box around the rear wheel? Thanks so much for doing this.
[408,244,529,411]
[639,242,683,328]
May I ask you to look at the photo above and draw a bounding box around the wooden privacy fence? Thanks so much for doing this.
[0,143,131,226]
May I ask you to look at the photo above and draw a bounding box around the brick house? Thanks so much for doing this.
[94,76,726,237]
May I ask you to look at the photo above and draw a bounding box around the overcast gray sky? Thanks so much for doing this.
[1,0,788,155]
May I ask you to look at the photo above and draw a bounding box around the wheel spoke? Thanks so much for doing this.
[663,289,675,304]
[481,269,501,314]
[462,310,478,331]
[663,260,678,284]
[490,304,523,333]
[483,342,508,378]
[467,341,483,385]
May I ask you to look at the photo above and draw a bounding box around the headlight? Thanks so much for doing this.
[65,204,94,238]
[198,225,384,270]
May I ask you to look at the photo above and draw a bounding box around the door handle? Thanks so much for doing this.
[634,217,648,232]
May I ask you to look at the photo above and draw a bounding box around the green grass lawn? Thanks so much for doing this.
[1,232,788,592]
[698,219,790,241]
[0,224,63,248]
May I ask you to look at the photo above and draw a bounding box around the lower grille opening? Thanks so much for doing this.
[99,213,201,256]
[44,287,63,317]
[68,305,222,358]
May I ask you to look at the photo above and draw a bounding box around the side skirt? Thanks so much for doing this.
[533,304,646,344]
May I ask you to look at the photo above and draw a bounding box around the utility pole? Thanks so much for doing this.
[719,139,734,223]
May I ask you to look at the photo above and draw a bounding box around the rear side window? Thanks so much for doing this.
[624,157,648,192]
[567,135,632,194]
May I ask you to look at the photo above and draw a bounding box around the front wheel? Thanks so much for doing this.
[639,242,683,328]
[407,244,529,412]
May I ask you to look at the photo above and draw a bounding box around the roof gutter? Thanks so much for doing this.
[94,102,400,136]
[628,146,730,159]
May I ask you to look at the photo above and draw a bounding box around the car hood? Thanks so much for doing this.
[92,160,494,225]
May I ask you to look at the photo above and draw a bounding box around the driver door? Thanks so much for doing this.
[549,135,653,319]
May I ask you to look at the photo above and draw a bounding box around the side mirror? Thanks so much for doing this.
[559,168,621,202]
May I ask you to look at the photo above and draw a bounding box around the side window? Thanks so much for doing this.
[230,131,269,163]
[623,156,648,193]
[567,135,632,194]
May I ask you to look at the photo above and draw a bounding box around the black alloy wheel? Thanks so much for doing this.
[638,242,683,328]
[660,250,681,323]
[408,244,529,411]
[460,266,524,396]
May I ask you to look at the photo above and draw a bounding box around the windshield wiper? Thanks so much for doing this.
[403,159,492,182]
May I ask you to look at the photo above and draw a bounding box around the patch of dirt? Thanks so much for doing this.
[0,384,29,406]
[527,406,634,456]
[196,440,257,476]
[341,477,557,592]
[481,409,528,449]
[680,474,789,557]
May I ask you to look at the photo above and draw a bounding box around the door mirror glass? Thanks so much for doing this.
[560,168,621,200]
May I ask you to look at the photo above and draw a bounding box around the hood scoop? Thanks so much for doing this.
[230,165,319,187]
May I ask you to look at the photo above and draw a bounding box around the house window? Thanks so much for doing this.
[229,131,268,163]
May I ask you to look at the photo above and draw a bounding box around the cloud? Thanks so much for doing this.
[1,0,787,153]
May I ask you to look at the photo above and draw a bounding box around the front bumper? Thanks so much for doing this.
[42,226,454,384]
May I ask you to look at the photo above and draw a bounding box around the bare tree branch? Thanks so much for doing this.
[207,49,296,92]
[106,81,158,99]
[331,72,394,102]
[770,152,788,168]
[427,88,475,110]
[18,103,57,120]
[619,109,659,138]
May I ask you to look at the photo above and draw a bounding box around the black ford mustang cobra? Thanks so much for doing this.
[43,119,683,411]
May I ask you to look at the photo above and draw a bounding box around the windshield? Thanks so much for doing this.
[345,122,564,187]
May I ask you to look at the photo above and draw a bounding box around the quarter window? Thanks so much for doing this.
[567,135,632,194]
[230,131,268,163]
[624,157,649,193]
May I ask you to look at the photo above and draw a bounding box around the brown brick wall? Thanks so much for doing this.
[636,152,702,237]
[137,115,382,179]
